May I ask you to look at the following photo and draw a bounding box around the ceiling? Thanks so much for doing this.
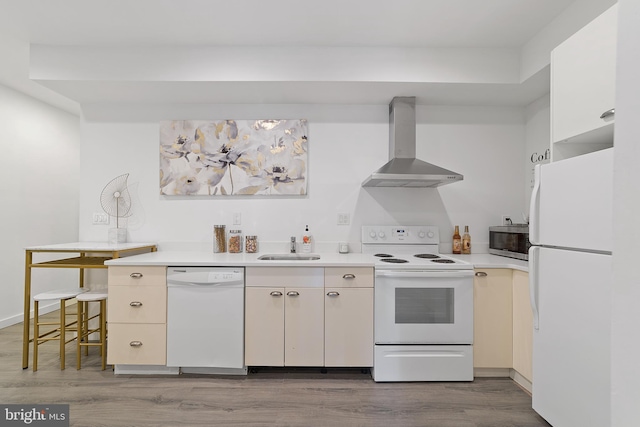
[0,0,575,47]
[0,0,581,113]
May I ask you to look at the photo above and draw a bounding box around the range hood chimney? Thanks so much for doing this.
[362,96,463,188]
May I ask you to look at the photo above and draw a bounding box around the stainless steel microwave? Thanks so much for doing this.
[489,225,530,261]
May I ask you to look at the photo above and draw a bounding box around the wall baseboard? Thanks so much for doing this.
[474,367,510,377]
[0,302,62,330]
[510,369,533,394]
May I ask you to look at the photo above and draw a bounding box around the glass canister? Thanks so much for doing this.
[214,225,226,253]
[228,229,243,253]
[245,235,258,253]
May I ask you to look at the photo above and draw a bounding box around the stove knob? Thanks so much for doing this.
[427,231,435,238]
[369,231,377,239]
[418,231,426,238]
[378,231,386,239]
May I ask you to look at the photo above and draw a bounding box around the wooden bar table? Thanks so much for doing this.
[22,242,157,369]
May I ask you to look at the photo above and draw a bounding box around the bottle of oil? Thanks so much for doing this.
[462,226,471,254]
[452,225,462,254]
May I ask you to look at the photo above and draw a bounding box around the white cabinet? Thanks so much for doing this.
[244,287,285,366]
[244,266,374,368]
[245,267,324,367]
[551,4,617,161]
[512,271,533,382]
[473,269,513,369]
[107,266,167,366]
[284,287,324,366]
[324,268,374,367]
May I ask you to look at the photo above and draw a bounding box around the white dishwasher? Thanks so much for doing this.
[166,267,246,374]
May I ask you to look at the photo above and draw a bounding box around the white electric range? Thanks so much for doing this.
[362,225,474,382]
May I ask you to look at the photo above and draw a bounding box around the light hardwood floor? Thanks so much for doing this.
[1,312,550,427]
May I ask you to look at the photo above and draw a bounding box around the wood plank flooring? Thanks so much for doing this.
[0,313,551,427]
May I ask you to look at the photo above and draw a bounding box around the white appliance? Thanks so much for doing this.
[166,267,247,374]
[362,225,475,382]
[529,148,613,426]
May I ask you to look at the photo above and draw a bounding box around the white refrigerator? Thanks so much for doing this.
[529,148,612,427]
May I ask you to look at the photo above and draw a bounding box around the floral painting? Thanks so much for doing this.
[160,120,308,196]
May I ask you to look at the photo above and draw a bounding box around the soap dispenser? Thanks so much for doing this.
[302,225,312,253]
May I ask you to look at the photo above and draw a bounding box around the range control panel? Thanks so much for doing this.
[361,225,440,245]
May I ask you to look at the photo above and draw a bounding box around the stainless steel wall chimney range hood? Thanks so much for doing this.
[362,97,463,188]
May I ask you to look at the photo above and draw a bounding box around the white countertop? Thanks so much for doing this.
[448,253,529,272]
[105,250,528,272]
[105,251,375,267]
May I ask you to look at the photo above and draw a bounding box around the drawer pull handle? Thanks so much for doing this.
[129,341,143,347]
[599,108,615,119]
[270,291,283,297]
[129,301,143,307]
[475,272,488,277]
[327,291,340,297]
[342,274,356,279]
[130,273,143,278]
[286,291,299,297]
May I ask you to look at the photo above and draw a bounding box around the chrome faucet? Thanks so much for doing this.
[290,236,296,253]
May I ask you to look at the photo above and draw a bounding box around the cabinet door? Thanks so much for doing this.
[473,269,513,368]
[108,286,167,323]
[324,288,373,367]
[551,4,617,147]
[245,287,285,366]
[284,287,324,366]
[512,271,533,382]
[107,323,167,365]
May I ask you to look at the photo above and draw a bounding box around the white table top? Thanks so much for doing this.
[25,242,157,251]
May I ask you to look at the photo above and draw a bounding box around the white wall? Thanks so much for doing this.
[524,94,551,214]
[0,83,80,328]
[78,103,525,255]
[611,0,640,424]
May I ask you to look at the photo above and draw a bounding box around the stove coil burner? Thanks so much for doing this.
[380,258,409,264]
[414,254,440,259]
[431,259,455,264]
[374,253,394,258]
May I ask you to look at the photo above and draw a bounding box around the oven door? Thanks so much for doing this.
[375,269,474,344]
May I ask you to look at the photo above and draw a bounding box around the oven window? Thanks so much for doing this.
[395,288,454,324]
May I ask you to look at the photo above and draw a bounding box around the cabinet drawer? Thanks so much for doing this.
[325,267,373,288]
[108,266,166,287]
[108,286,166,323]
[107,323,166,365]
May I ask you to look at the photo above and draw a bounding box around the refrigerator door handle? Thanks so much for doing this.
[529,164,541,245]
[529,246,540,330]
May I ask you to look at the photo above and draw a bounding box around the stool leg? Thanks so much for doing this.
[84,301,89,357]
[33,300,39,372]
[60,300,65,370]
[100,299,107,370]
[77,301,83,370]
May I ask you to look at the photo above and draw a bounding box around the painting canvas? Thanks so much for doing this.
[160,120,308,196]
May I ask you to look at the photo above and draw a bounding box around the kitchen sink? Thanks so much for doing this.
[257,254,321,261]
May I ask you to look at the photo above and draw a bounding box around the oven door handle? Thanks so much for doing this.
[375,270,475,279]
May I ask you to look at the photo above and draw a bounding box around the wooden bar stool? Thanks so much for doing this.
[76,291,108,370]
[32,288,86,372]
